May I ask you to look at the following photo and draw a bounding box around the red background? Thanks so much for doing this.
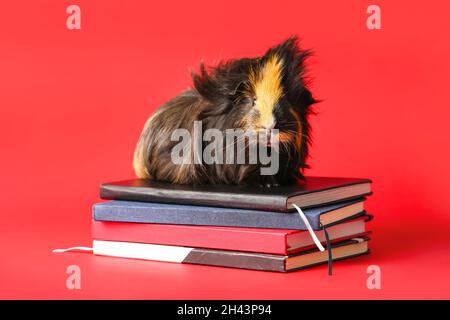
[1,0,449,299]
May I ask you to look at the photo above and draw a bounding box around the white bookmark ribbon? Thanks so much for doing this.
[292,204,325,252]
[52,246,93,253]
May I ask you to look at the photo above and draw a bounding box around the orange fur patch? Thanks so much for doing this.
[289,108,302,152]
[249,55,283,128]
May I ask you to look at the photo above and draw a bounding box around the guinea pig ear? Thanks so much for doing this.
[192,62,244,117]
[229,80,242,95]
[192,61,249,104]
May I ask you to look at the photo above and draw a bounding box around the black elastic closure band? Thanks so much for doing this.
[321,224,333,276]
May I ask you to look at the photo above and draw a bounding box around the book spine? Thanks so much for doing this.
[92,203,320,230]
[100,184,288,212]
[93,240,286,272]
[91,220,289,254]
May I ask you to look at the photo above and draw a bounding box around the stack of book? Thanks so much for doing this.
[92,177,372,273]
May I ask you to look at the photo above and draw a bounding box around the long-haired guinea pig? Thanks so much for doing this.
[133,36,317,187]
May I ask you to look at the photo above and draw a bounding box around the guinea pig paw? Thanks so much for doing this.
[258,177,280,188]
[267,182,280,188]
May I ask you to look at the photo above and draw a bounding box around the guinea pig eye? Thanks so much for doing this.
[251,97,257,107]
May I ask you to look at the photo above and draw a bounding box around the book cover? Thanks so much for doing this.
[92,238,370,272]
[100,176,371,212]
[92,216,369,254]
[93,198,366,230]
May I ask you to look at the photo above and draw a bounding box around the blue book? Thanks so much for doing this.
[93,199,365,230]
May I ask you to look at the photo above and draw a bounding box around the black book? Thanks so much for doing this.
[100,176,371,212]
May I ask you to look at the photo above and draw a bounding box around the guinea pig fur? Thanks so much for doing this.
[133,36,317,187]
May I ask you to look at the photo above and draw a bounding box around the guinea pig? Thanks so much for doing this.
[133,36,317,187]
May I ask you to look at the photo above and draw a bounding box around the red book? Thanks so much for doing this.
[92,217,368,255]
